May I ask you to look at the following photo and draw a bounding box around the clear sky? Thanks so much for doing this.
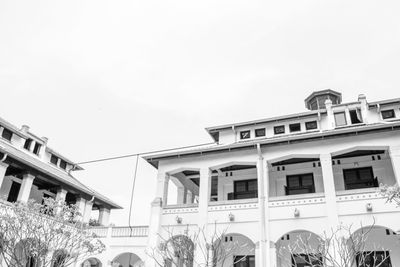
[1,0,400,225]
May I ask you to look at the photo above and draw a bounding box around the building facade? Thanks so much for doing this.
[0,117,121,227]
[88,90,400,266]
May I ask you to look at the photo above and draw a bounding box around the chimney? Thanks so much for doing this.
[21,125,30,133]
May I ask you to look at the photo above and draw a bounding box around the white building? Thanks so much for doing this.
[0,117,121,227]
[85,90,400,266]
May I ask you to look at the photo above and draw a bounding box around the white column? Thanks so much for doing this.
[56,188,68,203]
[177,186,186,205]
[0,161,9,190]
[76,197,87,220]
[344,107,351,125]
[257,145,268,267]
[194,167,211,267]
[269,242,277,267]
[98,207,111,226]
[358,94,368,124]
[83,200,93,223]
[389,146,400,185]
[325,99,335,130]
[17,173,35,203]
[320,154,339,228]
[146,172,169,267]
[186,190,193,204]
[255,242,260,267]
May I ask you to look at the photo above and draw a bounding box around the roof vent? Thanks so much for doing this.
[304,89,342,110]
[21,125,30,133]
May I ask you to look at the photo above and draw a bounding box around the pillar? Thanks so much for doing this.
[0,161,9,190]
[325,99,335,130]
[98,207,111,226]
[83,200,93,223]
[177,186,186,205]
[194,167,211,267]
[17,173,35,203]
[344,107,351,125]
[186,190,193,204]
[76,197,87,220]
[358,94,368,124]
[146,172,170,267]
[389,146,400,185]
[56,188,68,203]
[320,154,339,228]
[257,144,268,267]
[269,242,277,267]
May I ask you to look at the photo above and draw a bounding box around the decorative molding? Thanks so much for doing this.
[336,192,382,202]
[269,197,325,207]
[162,207,199,214]
[208,202,258,211]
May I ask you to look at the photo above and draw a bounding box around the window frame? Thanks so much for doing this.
[305,120,318,130]
[254,128,266,137]
[334,112,347,127]
[24,138,33,150]
[356,251,391,267]
[59,160,67,170]
[239,130,251,140]
[50,155,59,165]
[285,173,316,195]
[233,179,258,200]
[289,123,301,132]
[274,125,285,135]
[381,109,396,120]
[33,143,42,155]
[234,255,255,267]
[1,128,13,141]
[343,167,377,190]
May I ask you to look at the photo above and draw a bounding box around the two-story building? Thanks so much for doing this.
[84,90,400,267]
[0,117,121,226]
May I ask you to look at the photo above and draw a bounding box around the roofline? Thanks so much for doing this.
[45,147,84,171]
[304,89,342,104]
[144,121,400,168]
[205,110,325,134]
[368,98,400,108]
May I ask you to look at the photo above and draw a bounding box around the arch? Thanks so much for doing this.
[13,238,45,267]
[111,252,143,267]
[51,249,69,267]
[331,146,389,158]
[209,161,256,171]
[267,154,320,165]
[276,229,323,267]
[213,233,255,267]
[167,167,200,176]
[82,257,102,267]
[162,235,195,267]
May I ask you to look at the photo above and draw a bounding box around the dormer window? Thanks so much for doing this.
[289,123,301,132]
[59,160,67,170]
[2,128,13,141]
[274,125,285,135]
[50,155,59,165]
[33,143,41,155]
[349,109,363,124]
[24,139,33,150]
[255,128,266,137]
[381,109,395,120]
[305,121,318,130]
[240,130,251,140]
[334,112,347,127]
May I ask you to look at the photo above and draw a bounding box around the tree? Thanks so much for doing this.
[278,223,390,267]
[146,224,251,267]
[380,184,400,206]
[0,198,105,267]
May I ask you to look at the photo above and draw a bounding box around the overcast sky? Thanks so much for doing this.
[1,0,400,225]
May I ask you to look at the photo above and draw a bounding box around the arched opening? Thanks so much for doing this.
[13,238,45,267]
[213,233,255,267]
[161,235,194,267]
[349,225,398,267]
[165,168,200,206]
[82,257,102,267]
[276,230,323,267]
[111,252,143,267]
[209,163,257,202]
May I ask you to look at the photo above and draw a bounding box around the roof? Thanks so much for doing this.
[144,121,400,168]
[304,89,342,104]
[0,138,122,209]
[46,147,84,171]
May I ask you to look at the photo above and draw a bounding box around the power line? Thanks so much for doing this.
[76,142,215,165]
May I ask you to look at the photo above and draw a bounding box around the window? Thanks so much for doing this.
[1,128,13,141]
[356,251,391,267]
[50,155,59,165]
[274,125,285,135]
[210,176,218,201]
[343,167,377,190]
[239,130,250,140]
[305,121,318,130]
[349,109,363,124]
[7,181,21,202]
[286,173,315,195]
[334,112,347,126]
[232,179,258,200]
[59,160,67,170]
[381,109,395,120]
[292,254,322,267]
[255,128,266,137]
[289,123,301,132]
[24,139,33,150]
[33,143,41,155]
[234,256,255,267]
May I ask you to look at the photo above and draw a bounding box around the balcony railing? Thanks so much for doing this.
[284,185,315,196]
[111,226,149,237]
